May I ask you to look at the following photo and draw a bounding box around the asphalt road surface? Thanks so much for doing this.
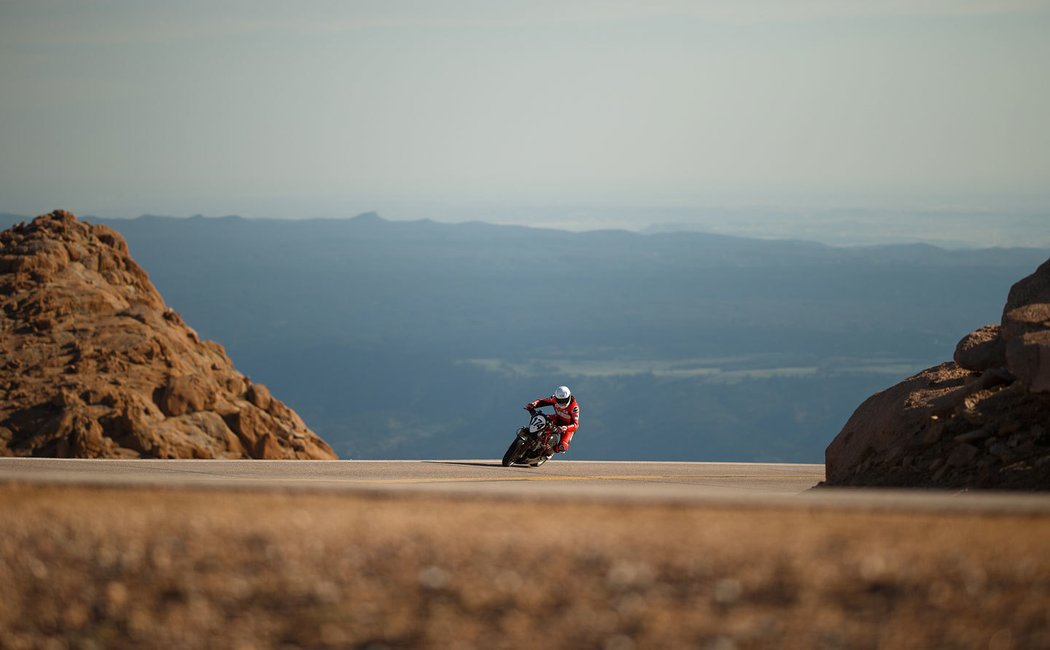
[0,458,819,497]
[3,457,1050,513]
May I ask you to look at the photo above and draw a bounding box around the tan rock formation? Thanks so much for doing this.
[1003,258,1050,392]
[953,324,1006,371]
[824,257,1050,490]
[0,210,337,459]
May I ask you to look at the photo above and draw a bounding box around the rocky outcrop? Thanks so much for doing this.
[824,257,1050,490]
[1002,258,1050,393]
[0,211,337,459]
[953,324,1006,371]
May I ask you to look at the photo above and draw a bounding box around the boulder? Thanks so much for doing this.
[0,211,337,460]
[824,256,1050,490]
[953,324,1006,371]
[1004,258,1050,313]
[824,363,970,484]
[1002,258,1050,392]
[155,374,216,417]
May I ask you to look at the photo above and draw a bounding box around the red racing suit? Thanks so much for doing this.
[524,395,580,453]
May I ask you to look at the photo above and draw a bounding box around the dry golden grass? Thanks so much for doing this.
[1,483,1048,649]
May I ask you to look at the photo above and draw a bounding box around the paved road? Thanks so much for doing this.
[0,458,821,496]
[2,458,1049,513]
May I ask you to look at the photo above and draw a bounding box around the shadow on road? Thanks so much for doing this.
[425,461,507,470]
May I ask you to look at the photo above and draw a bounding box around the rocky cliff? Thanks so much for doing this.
[824,258,1050,489]
[0,211,337,459]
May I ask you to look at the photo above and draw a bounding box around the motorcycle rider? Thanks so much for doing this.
[524,385,580,455]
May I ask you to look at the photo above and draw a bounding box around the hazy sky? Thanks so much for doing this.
[2,1,1049,232]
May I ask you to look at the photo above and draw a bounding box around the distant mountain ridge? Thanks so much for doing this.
[3,210,1044,260]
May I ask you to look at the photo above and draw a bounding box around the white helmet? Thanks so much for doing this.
[554,385,572,408]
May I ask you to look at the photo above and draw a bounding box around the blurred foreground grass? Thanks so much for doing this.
[1,483,1048,649]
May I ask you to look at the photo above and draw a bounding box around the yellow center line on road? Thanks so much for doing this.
[258,474,822,485]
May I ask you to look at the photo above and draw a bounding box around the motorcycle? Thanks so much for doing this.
[502,408,562,467]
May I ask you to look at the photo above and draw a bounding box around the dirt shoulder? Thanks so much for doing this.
[2,483,1048,649]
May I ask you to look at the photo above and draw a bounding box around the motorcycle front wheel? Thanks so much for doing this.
[502,437,524,467]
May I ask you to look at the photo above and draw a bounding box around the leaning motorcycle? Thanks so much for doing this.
[502,409,561,467]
